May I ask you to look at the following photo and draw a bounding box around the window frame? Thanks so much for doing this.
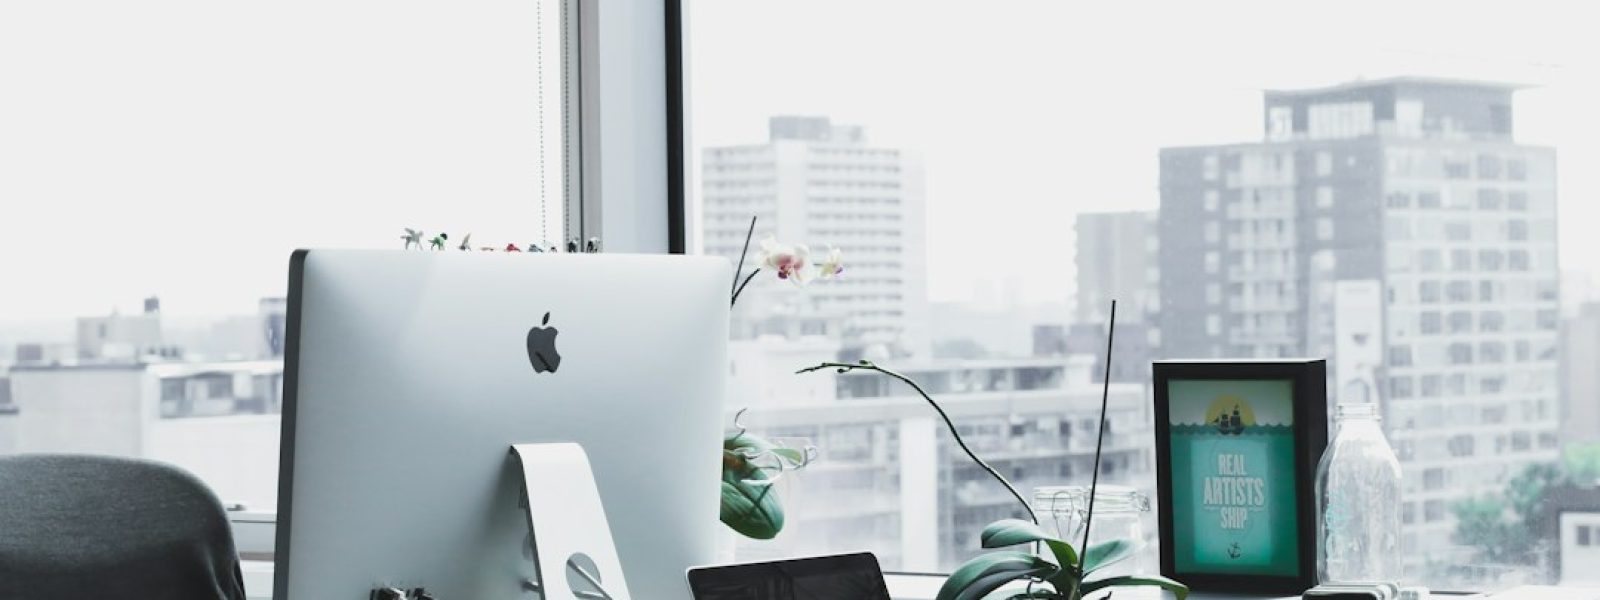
[659,4,1594,596]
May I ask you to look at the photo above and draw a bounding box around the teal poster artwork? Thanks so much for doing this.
[1168,379,1300,577]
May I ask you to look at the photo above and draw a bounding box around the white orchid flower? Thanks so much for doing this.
[818,247,845,280]
[759,236,812,285]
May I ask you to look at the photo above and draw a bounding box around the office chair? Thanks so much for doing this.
[0,454,248,600]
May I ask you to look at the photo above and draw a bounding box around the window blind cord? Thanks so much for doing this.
[536,0,549,247]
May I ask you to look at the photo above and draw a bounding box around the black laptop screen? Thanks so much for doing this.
[686,553,891,600]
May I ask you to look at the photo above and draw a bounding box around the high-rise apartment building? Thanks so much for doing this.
[702,116,928,357]
[1160,78,1562,566]
[1075,211,1159,326]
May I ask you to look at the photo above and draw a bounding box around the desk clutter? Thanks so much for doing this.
[369,588,438,600]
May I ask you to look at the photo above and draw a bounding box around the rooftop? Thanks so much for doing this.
[10,359,281,375]
[1264,76,1531,98]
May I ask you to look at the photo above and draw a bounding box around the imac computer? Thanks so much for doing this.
[275,250,729,599]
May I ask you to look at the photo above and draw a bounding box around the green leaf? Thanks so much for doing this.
[719,478,783,539]
[720,433,786,539]
[1079,574,1188,600]
[978,585,1060,600]
[979,519,1078,568]
[1080,538,1140,574]
[979,519,1055,548]
[936,552,1060,600]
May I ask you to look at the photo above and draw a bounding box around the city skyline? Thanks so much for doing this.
[686,0,1600,309]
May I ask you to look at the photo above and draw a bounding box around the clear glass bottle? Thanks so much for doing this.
[1032,485,1151,578]
[1315,402,1403,584]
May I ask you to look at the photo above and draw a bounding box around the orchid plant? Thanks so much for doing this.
[797,304,1187,600]
[720,216,840,539]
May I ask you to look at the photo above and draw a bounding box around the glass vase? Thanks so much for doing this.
[1315,402,1403,584]
[1032,484,1151,578]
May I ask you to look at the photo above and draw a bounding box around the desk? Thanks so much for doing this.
[242,563,1599,600]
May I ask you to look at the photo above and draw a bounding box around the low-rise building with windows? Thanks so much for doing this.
[728,336,1155,572]
[2,360,283,509]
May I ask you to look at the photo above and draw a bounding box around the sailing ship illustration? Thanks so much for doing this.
[1212,405,1246,435]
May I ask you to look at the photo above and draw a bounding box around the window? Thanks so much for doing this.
[1478,188,1503,210]
[686,0,1590,590]
[1420,281,1441,303]
[1317,186,1335,208]
[1391,376,1414,399]
[2,0,571,517]
[1507,159,1529,181]
[1421,311,1443,334]
[1477,154,1503,180]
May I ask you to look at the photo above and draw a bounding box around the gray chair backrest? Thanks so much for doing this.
[0,454,247,600]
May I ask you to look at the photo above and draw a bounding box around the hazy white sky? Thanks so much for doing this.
[689,0,1600,305]
[1,0,567,321]
[2,0,1596,320]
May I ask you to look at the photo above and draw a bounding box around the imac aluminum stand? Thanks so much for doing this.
[509,443,633,600]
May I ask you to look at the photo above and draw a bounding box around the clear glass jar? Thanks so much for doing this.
[1315,402,1403,584]
[1032,485,1151,578]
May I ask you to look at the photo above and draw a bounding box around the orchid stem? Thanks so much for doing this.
[730,215,758,301]
[797,361,1039,526]
[731,268,761,307]
[1079,300,1117,578]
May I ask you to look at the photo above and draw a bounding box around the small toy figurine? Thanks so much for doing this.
[566,239,579,253]
[526,244,544,253]
[457,233,472,251]
[479,247,498,252]
[505,243,522,252]
[428,233,449,250]
[585,237,601,253]
[401,228,425,250]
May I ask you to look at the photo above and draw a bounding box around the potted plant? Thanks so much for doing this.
[719,216,841,539]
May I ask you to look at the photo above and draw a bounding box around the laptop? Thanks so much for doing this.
[686,553,893,600]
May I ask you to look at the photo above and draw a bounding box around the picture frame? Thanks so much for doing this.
[1153,359,1328,595]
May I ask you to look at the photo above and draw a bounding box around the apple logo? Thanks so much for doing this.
[526,312,562,374]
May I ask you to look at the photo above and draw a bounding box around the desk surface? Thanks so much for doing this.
[244,563,1598,600]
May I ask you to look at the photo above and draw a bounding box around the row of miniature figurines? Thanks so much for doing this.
[400,229,600,253]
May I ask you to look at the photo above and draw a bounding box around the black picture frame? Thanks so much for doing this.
[1153,359,1328,595]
